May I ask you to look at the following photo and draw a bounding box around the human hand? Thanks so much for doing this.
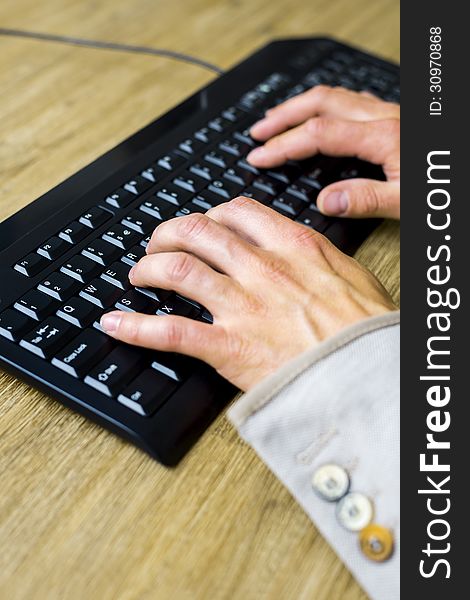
[247,86,400,219]
[100,198,396,391]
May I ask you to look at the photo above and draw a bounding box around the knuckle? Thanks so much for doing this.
[308,84,330,101]
[258,254,290,284]
[119,316,141,344]
[229,195,254,210]
[162,319,183,348]
[176,213,210,239]
[291,224,324,249]
[357,185,380,215]
[166,252,195,283]
[377,118,400,139]
[305,116,328,137]
[224,330,251,364]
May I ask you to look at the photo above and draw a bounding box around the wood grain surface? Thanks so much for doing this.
[0,1,399,598]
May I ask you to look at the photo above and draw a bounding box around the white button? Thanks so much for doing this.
[312,464,350,502]
[336,492,374,531]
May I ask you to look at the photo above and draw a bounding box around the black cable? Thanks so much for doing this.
[0,27,225,75]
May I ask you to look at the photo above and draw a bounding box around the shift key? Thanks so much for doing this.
[84,346,143,396]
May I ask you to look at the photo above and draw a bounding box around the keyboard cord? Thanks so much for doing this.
[0,27,226,75]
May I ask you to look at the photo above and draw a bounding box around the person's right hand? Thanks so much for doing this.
[247,85,400,219]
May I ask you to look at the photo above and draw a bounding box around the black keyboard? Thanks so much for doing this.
[0,38,399,465]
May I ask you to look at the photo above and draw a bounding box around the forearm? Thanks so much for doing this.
[228,312,400,600]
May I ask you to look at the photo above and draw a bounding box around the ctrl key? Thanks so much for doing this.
[84,346,142,397]
[118,369,177,416]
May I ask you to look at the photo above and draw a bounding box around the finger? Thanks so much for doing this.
[247,117,399,168]
[317,178,400,219]
[207,196,332,263]
[129,252,242,316]
[100,311,227,368]
[146,213,258,278]
[250,85,399,141]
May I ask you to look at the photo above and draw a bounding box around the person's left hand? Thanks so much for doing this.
[100,198,396,391]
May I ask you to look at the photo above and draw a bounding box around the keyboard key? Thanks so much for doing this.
[135,287,171,303]
[140,235,152,248]
[267,164,301,184]
[81,239,121,266]
[121,210,157,234]
[178,137,204,155]
[204,150,235,169]
[173,172,206,193]
[58,221,89,244]
[151,352,190,382]
[189,162,223,181]
[233,125,259,147]
[38,272,81,301]
[242,186,273,205]
[223,166,254,187]
[79,207,112,229]
[121,245,146,267]
[118,369,177,416]
[141,165,166,183]
[14,253,49,277]
[192,190,227,209]
[52,329,114,378]
[174,202,207,217]
[156,184,193,206]
[102,225,140,250]
[208,116,230,133]
[300,160,342,189]
[0,309,34,341]
[115,289,157,313]
[237,158,260,175]
[296,207,329,232]
[272,193,305,217]
[208,179,243,199]
[199,309,214,324]
[84,346,143,397]
[101,261,132,290]
[80,278,122,308]
[222,106,245,122]
[219,139,249,157]
[157,152,186,171]
[123,175,153,196]
[37,237,69,261]
[60,256,101,283]
[156,295,199,318]
[14,290,59,321]
[106,188,135,209]
[20,317,76,359]
[194,127,218,144]
[286,181,320,203]
[253,175,285,196]
[57,296,101,328]
[139,198,175,220]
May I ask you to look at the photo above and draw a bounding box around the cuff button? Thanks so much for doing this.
[359,524,394,562]
[311,464,350,502]
[336,492,374,531]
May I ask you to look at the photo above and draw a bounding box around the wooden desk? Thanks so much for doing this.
[0,1,399,598]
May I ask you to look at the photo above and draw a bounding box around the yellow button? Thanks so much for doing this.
[359,524,394,562]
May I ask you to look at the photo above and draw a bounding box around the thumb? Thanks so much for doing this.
[317,179,400,219]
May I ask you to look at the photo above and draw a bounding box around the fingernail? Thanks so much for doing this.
[247,146,266,162]
[322,191,348,215]
[128,265,136,281]
[100,312,121,333]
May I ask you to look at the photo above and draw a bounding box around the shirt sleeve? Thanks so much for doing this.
[227,311,400,600]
